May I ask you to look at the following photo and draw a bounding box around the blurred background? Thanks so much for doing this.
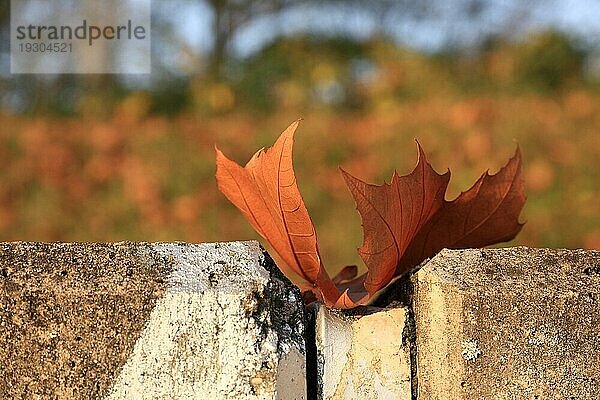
[0,0,599,276]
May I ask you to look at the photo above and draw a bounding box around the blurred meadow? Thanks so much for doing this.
[0,1,599,277]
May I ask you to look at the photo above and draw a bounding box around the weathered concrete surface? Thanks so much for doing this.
[314,304,412,399]
[0,241,306,400]
[0,242,169,399]
[413,247,600,399]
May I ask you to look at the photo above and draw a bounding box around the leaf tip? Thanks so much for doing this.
[288,118,303,132]
[413,139,426,161]
[214,144,224,159]
[513,145,523,164]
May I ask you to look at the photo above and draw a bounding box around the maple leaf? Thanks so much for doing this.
[341,144,449,297]
[395,148,525,275]
[342,142,525,298]
[215,120,340,305]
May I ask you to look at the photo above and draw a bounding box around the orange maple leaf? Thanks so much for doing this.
[215,120,339,305]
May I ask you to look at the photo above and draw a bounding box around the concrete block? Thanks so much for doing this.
[0,241,306,399]
[314,304,412,399]
[413,247,600,399]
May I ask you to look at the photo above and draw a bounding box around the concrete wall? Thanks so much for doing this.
[412,247,600,399]
[1,242,599,399]
[0,241,306,400]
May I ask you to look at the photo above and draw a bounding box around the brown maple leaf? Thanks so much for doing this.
[341,144,449,297]
[215,119,340,305]
[395,148,525,275]
[342,142,525,298]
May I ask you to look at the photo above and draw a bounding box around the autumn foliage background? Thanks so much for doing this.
[1,27,599,276]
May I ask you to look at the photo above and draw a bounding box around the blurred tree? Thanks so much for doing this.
[205,0,297,78]
[0,0,593,114]
[515,31,585,91]
[234,35,370,111]
[199,0,505,79]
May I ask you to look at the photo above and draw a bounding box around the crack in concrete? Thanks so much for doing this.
[304,303,319,400]
[405,298,419,400]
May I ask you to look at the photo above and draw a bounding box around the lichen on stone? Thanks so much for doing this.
[461,338,482,362]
